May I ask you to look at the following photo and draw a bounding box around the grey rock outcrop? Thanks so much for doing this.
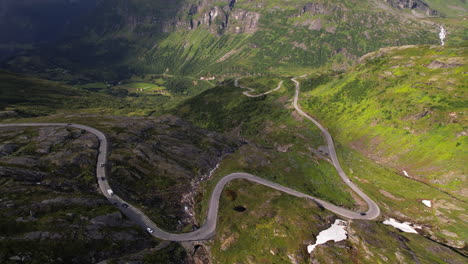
[22,231,62,241]
[302,3,331,15]
[0,110,18,119]
[0,115,240,263]
[108,115,242,232]
[0,166,48,182]
[384,0,438,16]
[165,0,260,35]
[90,212,124,227]
[0,143,18,156]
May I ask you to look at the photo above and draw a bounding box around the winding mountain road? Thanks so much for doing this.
[291,76,380,219]
[235,78,284,97]
[0,76,379,241]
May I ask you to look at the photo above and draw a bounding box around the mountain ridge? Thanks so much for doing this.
[4,0,461,81]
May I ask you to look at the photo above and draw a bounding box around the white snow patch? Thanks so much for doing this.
[307,219,347,254]
[421,200,432,207]
[403,170,409,177]
[383,218,420,234]
[439,26,447,46]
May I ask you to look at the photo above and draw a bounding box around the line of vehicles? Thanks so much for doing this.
[100,161,366,236]
[101,165,155,234]
[106,187,154,233]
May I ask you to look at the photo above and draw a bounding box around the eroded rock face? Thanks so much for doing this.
[107,115,242,232]
[227,9,260,34]
[164,0,260,35]
[384,0,438,16]
[0,115,240,263]
[302,3,331,15]
[0,125,157,263]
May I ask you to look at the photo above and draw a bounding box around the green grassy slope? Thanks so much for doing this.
[0,71,215,118]
[298,45,467,248]
[141,0,440,76]
[0,70,113,116]
[177,62,467,252]
[237,76,283,94]
[424,0,468,17]
[301,45,467,199]
[208,180,467,263]
[175,82,359,210]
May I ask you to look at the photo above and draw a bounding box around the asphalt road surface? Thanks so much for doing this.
[0,77,379,241]
[291,76,380,220]
[234,78,284,97]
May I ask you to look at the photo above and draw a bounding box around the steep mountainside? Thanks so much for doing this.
[3,0,454,80]
[301,45,467,200]
[0,0,96,61]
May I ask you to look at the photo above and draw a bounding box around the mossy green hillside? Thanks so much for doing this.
[0,71,215,118]
[300,45,467,199]
[175,81,368,226]
[423,0,468,17]
[143,0,440,77]
[209,180,333,264]
[209,179,466,264]
[336,145,467,249]
[237,76,283,94]
[297,45,467,247]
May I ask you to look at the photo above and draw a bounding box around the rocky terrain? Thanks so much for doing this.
[104,115,243,231]
[384,0,438,16]
[0,115,242,263]
[165,0,261,35]
[0,125,158,263]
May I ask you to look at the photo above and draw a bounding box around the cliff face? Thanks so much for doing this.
[162,0,260,35]
[75,0,259,36]
[188,0,260,35]
[384,0,438,16]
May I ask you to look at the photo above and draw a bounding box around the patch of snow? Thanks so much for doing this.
[439,26,447,46]
[422,200,432,207]
[383,218,420,234]
[307,219,347,254]
[403,170,409,177]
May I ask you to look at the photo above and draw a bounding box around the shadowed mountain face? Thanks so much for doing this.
[1,0,465,80]
[0,0,96,60]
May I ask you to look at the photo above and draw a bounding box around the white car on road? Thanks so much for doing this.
[147,227,154,234]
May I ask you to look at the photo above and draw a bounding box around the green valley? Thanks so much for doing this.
[0,0,467,263]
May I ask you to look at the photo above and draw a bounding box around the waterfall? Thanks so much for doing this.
[439,26,446,46]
